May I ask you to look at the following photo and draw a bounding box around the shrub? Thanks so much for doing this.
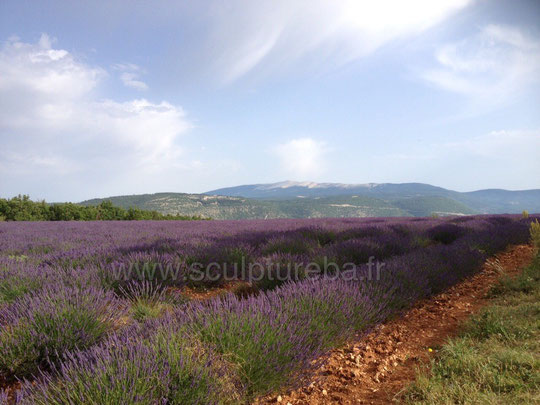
[252,254,307,291]
[16,322,243,405]
[0,195,201,221]
[486,216,514,226]
[522,210,529,219]
[337,226,383,241]
[103,251,186,293]
[298,227,337,246]
[261,236,314,255]
[0,285,125,380]
[0,260,56,304]
[413,236,433,248]
[0,273,42,305]
[530,219,540,249]
[426,223,466,245]
[329,238,379,265]
[181,277,384,398]
[0,280,38,305]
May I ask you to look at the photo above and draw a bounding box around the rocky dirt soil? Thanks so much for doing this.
[254,244,535,405]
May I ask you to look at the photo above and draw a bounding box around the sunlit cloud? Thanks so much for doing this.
[423,25,540,106]
[274,138,328,179]
[0,35,193,193]
[203,0,472,84]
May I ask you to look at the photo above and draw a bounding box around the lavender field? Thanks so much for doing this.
[0,215,536,404]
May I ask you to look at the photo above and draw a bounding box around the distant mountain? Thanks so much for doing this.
[457,189,540,214]
[206,181,540,214]
[81,193,408,219]
[82,193,274,220]
[80,181,539,220]
[205,181,448,199]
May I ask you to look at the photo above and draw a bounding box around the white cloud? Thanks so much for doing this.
[274,138,327,179]
[0,34,105,98]
[113,63,149,91]
[0,35,194,197]
[120,72,148,91]
[423,25,540,105]
[203,0,472,83]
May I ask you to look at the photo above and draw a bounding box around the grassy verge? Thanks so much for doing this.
[404,251,540,404]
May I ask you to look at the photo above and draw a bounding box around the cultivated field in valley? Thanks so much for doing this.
[0,215,536,404]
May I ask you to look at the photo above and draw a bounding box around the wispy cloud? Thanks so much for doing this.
[113,63,149,91]
[423,25,540,106]
[273,138,328,179]
[203,0,472,84]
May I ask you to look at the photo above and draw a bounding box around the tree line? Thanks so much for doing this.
[0,195,204,221]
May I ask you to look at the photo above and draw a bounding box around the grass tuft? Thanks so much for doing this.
[404,252,540,404]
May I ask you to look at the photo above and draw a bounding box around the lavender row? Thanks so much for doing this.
[2,215,534,297]
[1,215,535,403]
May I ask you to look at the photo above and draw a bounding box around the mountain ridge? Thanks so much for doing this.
[205,181,540,214]
[79,181,540,219]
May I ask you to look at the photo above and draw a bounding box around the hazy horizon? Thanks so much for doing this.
[1,0,540,202]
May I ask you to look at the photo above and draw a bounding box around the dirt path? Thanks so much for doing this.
[255,244,535,405]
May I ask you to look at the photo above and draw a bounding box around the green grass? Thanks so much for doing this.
[131,300,170,322]
[0,276,41,304]
[403,252,540,404]
[118,281,180,322]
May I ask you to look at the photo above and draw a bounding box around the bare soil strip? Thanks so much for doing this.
[255,244,535,405]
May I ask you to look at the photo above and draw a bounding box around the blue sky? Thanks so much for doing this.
[1,0,539,201]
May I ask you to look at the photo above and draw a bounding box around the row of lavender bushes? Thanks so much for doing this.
[0,215,535,404]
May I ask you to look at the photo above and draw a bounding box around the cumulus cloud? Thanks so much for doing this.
[274,138,327,179]
[0,34,104,101]
[113,63,149,91]
[202,0,471,83]
[423,25,540,105]
[0,35,193,198]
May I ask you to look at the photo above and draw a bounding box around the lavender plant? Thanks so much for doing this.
[0,284,125,380]
[14,320,243,405]
[0,214,536,403]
